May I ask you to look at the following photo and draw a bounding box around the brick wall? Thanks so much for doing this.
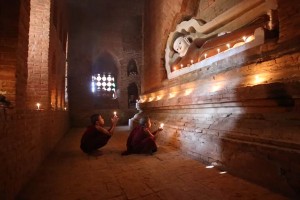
[0,0,69,199]
[0,0,20,106]
[27,0,51,108]
[68,0,144,126]
[139,0,300,197]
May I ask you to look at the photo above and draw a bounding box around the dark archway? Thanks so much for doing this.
[92,51,118,76]
[127,82,139,108]
[127,59,138,76]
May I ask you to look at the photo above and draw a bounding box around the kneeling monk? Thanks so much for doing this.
[80,113,119,155]
[123,116,163,155]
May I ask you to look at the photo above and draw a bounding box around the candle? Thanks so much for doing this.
[217,48,220,53]
[160,123,164,128]
[113,111,117,116]
[190,60,194,64]
[226,43,230,49]
[36,103,40,110]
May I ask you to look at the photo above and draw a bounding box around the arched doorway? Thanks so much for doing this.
[127,82,139,108]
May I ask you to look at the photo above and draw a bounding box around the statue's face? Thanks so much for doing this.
[173,36,190,57]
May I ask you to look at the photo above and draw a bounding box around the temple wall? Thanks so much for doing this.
[0,0,69,199]
[140,0,300,197]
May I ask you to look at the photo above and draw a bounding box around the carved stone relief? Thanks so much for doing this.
[165,0,278,79]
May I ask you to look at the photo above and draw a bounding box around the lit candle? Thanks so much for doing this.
[226,43,230,49]
[160,123,164,128]
[190,60,194,64]
[217,48,220,53]
[173,66,177,71]
[242,36,247,42]
[204,53,207,59]
[113,111,117,116]
[180,64,183,68]
[64,107,67,111]
[36,103,40,110]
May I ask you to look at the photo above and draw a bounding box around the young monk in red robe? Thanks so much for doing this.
[80,113,119,155]
[122,116,163,155]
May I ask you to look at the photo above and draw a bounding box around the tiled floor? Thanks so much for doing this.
[18,126,288,200]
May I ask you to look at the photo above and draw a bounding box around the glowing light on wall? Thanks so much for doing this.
[210,84,223,93]
[156,95,162,100]
[169,92,177,98]
[253,75,266,85]
[148,97,154,102]
[245,35,255,43]
[184,89,194,96]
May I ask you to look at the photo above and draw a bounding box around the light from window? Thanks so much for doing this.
[91,73,116,97]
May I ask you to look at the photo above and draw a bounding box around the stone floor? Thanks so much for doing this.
[17,126,288,200]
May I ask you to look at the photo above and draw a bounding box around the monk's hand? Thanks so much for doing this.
[111,115,119,125]
[158,127,163,131]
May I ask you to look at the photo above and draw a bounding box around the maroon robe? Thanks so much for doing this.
[126,125,157,154]
[80,125,111,153]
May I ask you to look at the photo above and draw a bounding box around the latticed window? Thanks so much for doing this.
[91,73,116,98]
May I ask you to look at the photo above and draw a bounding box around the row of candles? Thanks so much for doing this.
[173,35,253,71]
[36,103,67,111]
[138,73,266,103]
[114,111,164,128]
